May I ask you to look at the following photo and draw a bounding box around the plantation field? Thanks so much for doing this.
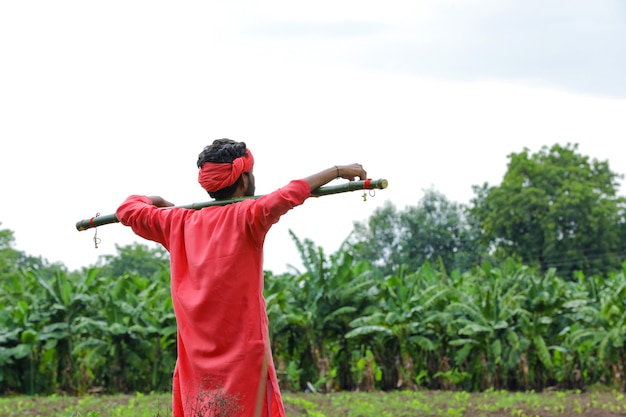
[1,389,625,417]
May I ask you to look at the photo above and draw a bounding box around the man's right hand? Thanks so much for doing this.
[148,196,175,208]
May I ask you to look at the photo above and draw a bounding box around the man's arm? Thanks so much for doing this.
[146,196,175,208]
[304,164,367,191]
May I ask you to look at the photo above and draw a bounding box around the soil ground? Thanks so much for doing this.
[1,389,625,416]
[282,390,626,417]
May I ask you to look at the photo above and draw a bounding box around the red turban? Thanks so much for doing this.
[198,150,254,192]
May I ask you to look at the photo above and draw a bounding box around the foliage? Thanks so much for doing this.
[3,230,626,396]
[266,231,378,392]
[0,223,67,282]
[349,188,482,276]
[0,265,176,395]
[3,138,626,399]
[94,242,169,278]
[0,225,19,279]
[470,142,626,278]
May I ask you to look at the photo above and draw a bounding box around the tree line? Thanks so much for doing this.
[352,143,626,279]
[3,250,626,395]
[1,142,626,395]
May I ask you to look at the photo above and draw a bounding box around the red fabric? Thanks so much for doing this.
[116,180,311,417]
[198,150,255,192]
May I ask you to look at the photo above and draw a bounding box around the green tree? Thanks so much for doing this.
[349,201,403,276]
[95,242,169,278]
[471,143,626,278]
[0,225,19,279]
[350,188,482,276]
[0,223,66,282]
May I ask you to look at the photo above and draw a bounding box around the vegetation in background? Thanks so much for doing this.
[2,142,626,405]
[349,188,483,277]
[2,241,626,395]
[470,142,626,278]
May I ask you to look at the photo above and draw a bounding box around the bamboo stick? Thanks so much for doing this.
[76,178,388,231]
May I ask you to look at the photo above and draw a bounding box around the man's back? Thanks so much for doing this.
[116,180,311,416]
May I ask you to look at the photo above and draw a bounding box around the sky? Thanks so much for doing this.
[1,1,625,274]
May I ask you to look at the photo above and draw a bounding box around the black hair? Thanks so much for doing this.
[197,139,249,199]
[197,139,248,167]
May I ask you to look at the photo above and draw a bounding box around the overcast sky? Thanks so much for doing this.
[1,1,625,274]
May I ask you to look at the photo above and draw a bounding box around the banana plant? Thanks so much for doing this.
[347,263,454,390]
[31,267,102,392]
[446,261,531,391]
[512,266,571,390]
[567,268,626,389]
[72,270,174,392]
[277,230,377,391]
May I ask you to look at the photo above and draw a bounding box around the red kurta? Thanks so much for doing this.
[116,180,311,417]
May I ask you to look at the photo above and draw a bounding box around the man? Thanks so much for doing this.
[116,139,367,417]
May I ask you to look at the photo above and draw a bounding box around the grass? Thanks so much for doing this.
[1,388,625,416]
